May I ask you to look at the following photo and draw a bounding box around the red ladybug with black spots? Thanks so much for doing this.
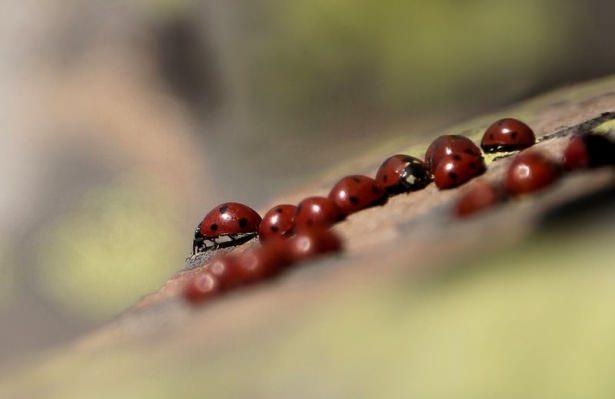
[328,175,386,216]
[376,154,432,195]
[193,202,262,254]
[505,151,561,195]
[434,153,486,189]
[425,135,482,174]
[258,204,297,242]
[563,133,615,170]
[294,196,343,230]
[481,118,535,153]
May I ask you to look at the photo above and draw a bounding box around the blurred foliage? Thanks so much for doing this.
[142,0,195,19]
[35,179,184,319]
[251,0,573,121]
[0,245,15,309]
[265,230,615,398]
[3,222,615,398]
[1,0,612,376]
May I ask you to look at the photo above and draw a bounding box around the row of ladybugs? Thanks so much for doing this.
[184,118,615,304]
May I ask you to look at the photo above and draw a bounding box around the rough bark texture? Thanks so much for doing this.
[2,76,615,399]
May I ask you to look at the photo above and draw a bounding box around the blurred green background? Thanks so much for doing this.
[0,0,613,365]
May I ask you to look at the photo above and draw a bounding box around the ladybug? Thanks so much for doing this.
[236,239,292,284]
[295,196,343,230]
[207,254,244,290]
[425,135,482,174]
[454,180,505,218]
[481,118,535,153]
[434,153,486,189]
[563,135,588,171]
[286,227,343,262]
[258,204,297,242]
[328,175,386,216]
[375,154,432,195]
[563,133,615,171]
[193,202,262,254]
[505,151,561,195]
[183,271,220,304]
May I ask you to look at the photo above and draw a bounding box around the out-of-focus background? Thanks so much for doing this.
[0,0,614,365]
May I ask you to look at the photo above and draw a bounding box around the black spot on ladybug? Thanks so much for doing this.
[464,148,476,155]
[352,177,361,183]
[296,204,303,213]
[510,131,518,139]
[489,133,494,139]
[382,175,388,182]
[306,219,314,226]
[453,154,462,161]
[497,120,504,126]
[210,223,218,231]
[349,196,359,205]
[469,162,477,170]
[372,186,381,194]
[448,172,458,180]
[238,218,248,228]
[275,207,283,213]
[219,205,228,214]
[271,225,279,232]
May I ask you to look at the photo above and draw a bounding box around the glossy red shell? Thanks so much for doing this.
[434,153,486,189]
[425,135,482,173]
[295,196,343,230]
[328,175,386,216]
[505,151,561,195]
[481,118,535,153]
[183,272,220,304]
[199,202,262,237]
[454,181,503,218]
[286,228,343,262]
[237,240,291,284]
[207,255,244,290]
[258,204,297,242]
[563,134,614,170]
[375,154,432,194]
[562,135,588,170]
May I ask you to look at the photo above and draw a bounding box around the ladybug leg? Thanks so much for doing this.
[204,239,217,252]
[228,234,243,247]
[193,239,218,254]
[231,232,258,246]
[212,233,256,249]
[193,226,219,254]
[214,235,234,246]
[193,240,208,254]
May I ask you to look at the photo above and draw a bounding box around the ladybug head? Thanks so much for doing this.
[193,225,205,254]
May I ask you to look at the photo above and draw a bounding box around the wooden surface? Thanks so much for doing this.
[2,76,615,399]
